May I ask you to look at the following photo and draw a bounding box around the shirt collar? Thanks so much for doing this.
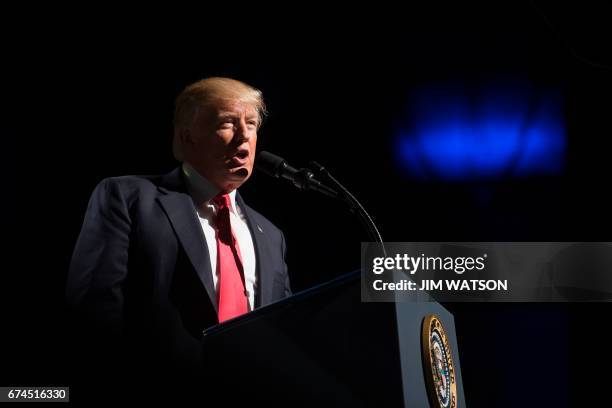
[181,162,238,213]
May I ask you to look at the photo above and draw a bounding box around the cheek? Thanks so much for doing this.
[210,131,234,148]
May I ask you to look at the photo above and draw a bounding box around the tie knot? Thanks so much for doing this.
[212,193,231,210]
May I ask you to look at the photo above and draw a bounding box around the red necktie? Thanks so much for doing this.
[212,193,248,323]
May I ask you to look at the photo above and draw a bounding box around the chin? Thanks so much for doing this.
[228,167,251,179]
[220,168,251,191]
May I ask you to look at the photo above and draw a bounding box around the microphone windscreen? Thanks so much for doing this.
[256,151,286,178]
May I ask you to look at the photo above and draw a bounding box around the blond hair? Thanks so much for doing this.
[172,77,267,161]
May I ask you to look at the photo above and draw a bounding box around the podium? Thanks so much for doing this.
[202,271,466,406]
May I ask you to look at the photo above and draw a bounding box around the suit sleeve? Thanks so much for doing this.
[280,230,292,297]
[66,178,131,336]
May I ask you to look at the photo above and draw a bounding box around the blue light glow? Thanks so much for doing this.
[394,82,566,181]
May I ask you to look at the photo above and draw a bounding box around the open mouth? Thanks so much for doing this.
[228,149,249,166]
[235,149,248,160]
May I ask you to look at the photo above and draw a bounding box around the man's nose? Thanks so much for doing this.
[234,119,251,141]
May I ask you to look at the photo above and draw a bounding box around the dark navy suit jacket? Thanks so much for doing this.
[66,167,291,384]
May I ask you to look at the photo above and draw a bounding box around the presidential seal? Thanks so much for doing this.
[422,314,458,408]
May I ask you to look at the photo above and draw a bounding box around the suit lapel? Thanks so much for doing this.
[154,168,274,312]
[236,193,274,308]
[156,168,217,313]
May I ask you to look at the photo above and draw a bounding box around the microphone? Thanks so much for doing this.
[256,150,385,253]
[256,151,338,198]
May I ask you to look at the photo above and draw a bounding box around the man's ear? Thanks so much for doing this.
[179,128,195,147]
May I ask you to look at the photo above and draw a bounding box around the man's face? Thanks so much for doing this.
[185,98,259,192]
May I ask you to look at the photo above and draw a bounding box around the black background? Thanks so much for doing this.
[2,2,611,406]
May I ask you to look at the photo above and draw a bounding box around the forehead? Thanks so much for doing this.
[206,99,258,118]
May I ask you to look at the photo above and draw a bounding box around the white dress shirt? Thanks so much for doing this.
[182,162,257,311]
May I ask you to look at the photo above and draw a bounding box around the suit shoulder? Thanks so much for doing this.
[88,173,169,207]
[97,174,163,191]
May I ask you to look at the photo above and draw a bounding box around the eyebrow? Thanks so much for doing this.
[217,113,238,119]
[217,112,260,123]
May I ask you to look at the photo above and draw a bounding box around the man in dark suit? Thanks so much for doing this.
[66,77,291,399]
